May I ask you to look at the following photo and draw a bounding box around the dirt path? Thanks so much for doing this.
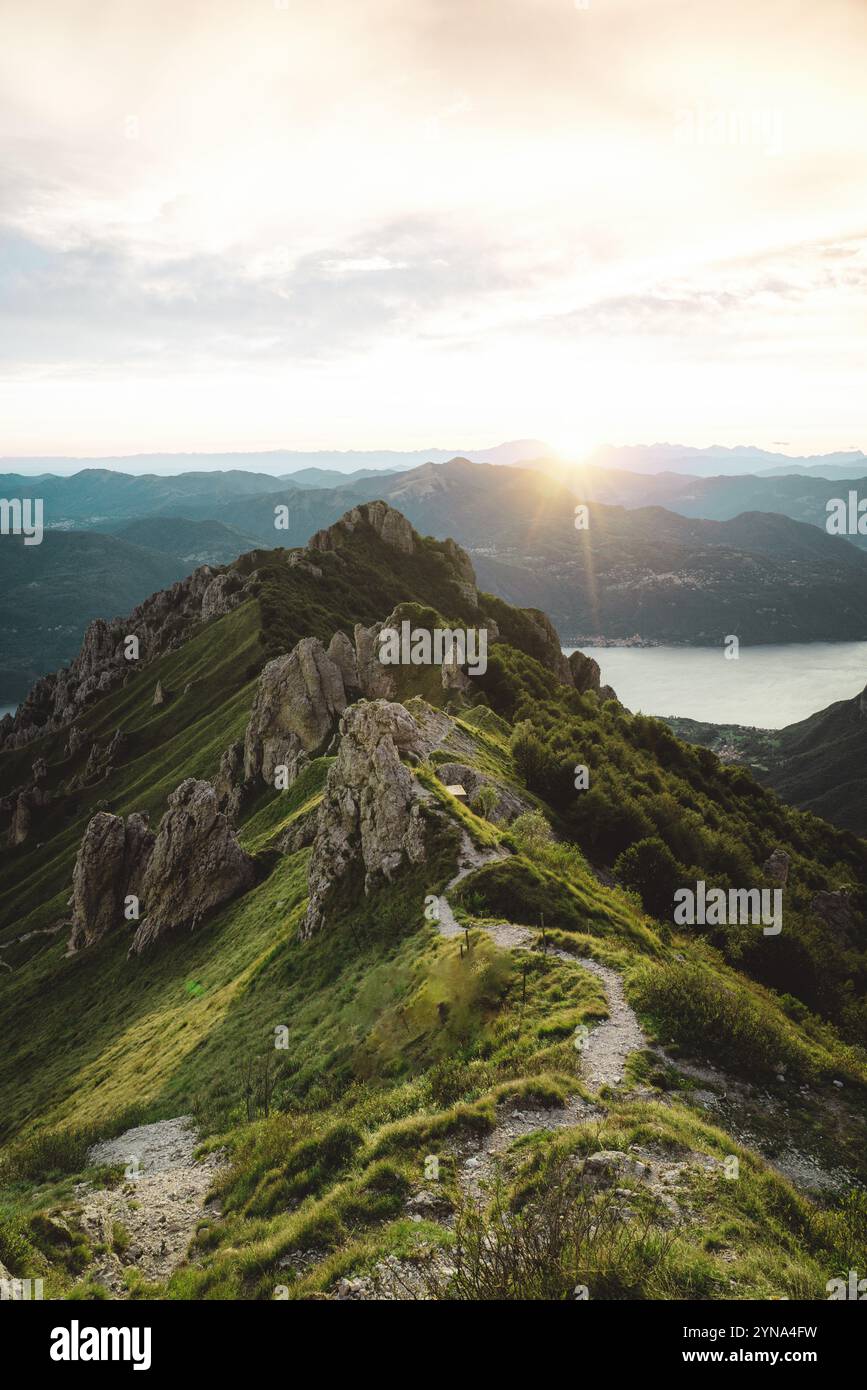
[437,832,646,1093]
[72,1116,223,1294]
[435,837,851,1200]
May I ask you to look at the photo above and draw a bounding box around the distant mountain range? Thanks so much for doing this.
[558,467,867,551]
[7,439,865,480]
[0,439,551,478]
[3,456,867,704]
[664,682,867,836]
[0,468,284,523]
[585,443,867,478]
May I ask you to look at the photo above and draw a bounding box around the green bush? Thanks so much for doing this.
[614,837,686,922]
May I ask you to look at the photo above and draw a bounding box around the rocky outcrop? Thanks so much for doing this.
[327,630,359,693]
[309,500,416,557]
[6,788,36,846]
[302,701,430,937]
[68,811,155,951]
[763,849,791,886]
[243,638,348,787]
[277,812,318,855]
[67,781,255,955]
[401,699,455,756]
[441,636,472,693]
[352,619,398,700]
[2,773,53,847]
[441,537,478,606]
[239,596,489,799]
[129,780,256,956]
[152,680,166,708]
[201,571,246,621]
[66,725,86,758]
[214,739,246,821]
[567,648,618,703]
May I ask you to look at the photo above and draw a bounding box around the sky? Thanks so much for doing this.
[1,0,865,459]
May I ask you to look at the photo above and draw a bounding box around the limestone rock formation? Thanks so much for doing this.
[441,635,473,693]
[326,630,360,693]
[352,619,398,700]
[66,725,86,757]
[277,812,318,855]
[567,648,618,702]
[309,500,415,557]
[568,649,602,694]
[8,789,35,846]
[214,739,246,821]
[302,701,429,937]
[152,680,166,708]
[129,780,256,956]
[401,699,455,756]
[68,811,155,951]
[243,638,348,786]
[763,848,791,886]
[440,537,478,605]
[201,571,246,622]
[2,777,52,847]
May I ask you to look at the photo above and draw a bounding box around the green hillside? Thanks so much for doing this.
[666,686,867,837]
[1,507,865,1303]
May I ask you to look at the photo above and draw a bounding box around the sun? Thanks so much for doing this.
[549,439,600,470]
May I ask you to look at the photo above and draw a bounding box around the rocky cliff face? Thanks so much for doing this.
[302,701,430,937]
[128,780,256,956]
[308,500,416,557]
[67,780,255,955]
[1,564,251,751]
[68,811,155,951]
[243,638,348,787]
[567,648,619,703]
[231,590,494,808]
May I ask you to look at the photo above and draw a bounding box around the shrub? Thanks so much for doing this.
[614,837,685,922]
[412,1154,672,1300]
[471,785,499,821]
[509,811,553,854]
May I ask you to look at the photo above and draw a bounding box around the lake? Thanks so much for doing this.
[564,642,867,728]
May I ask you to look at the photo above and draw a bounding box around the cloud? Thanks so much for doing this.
[1,0,866,451]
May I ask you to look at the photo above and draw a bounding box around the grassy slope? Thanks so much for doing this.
[1,532,866,1300]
